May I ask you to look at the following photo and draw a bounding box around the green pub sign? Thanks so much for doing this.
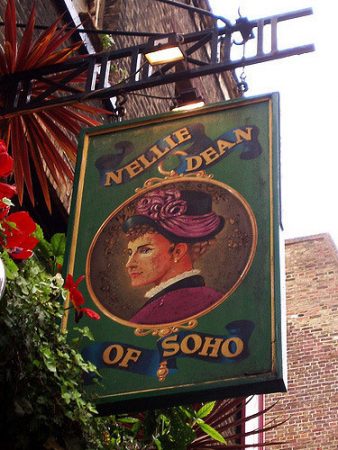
[64,94,287,413]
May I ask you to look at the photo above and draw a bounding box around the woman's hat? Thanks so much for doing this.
[122,188,224,243]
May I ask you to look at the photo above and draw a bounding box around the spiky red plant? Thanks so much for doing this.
[0,0,110,211]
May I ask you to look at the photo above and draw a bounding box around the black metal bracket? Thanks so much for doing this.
[0,8,314,118]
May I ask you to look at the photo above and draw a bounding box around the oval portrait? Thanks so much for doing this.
[86,177,257,328]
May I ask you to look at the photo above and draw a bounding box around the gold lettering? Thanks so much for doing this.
[172,127,192,144]
[149,144,171,159]
[181,334,203,355]
[119,348,142,368]
[234,127,253,144]
[198,337,224,358]
[162,335,180,357]
[221,337,244,358]
[124,160,143,178]
[104,169,124,186]
[102,344,124,365]
[217,139,236,155]
[186,156,203,172]
[163,135,177,149]
[137,153,158,169]
[200,146,220,165]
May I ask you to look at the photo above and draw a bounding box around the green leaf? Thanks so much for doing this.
[1,197,14,206]
[33,223,45,242]
[34,225,51,256]
[73,326,95,341]
[1,250,18,280]
[197,422,227,444]
[153,437,163,450]
[178,406,193,419]
[196,401,216,419]
[50,233,66,260]
[118,417,140,424]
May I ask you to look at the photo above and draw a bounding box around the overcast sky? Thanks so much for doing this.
[209,0,337,246]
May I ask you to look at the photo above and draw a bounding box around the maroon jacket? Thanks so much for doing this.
[131,275,222,325]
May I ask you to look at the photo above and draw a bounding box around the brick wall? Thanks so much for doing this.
[0,0,64,40]
[264,234,338,450]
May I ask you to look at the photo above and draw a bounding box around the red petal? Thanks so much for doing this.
[0,182,17,199]
[6,234,25,248]
[10,249,33,260]
[6,211,36,235]
[0,139,7,153]
[74,275,85,287]
[80,308,100,320]
[19,235,39,250]
[6,234,38,250]
[71,289,85,307]
[0,204,10,219]
[64,274,75,290]
[0,153,14,177]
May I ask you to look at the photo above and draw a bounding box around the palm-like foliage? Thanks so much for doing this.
[188,397,286,448]
[0,0,109,211]
[110,397,286,449]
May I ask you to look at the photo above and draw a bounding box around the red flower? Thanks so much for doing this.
[80,307,100,320]
[0,203,10,220]
[0,139,7,153]
[1,211,38,259]
[0,140,17,219]
[0,182,17,219]
[0,140,13,178]
[64,274,85,308]
[64,274,100,322]
[0,182,17,199]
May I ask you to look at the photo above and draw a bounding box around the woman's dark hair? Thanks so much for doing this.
[125,225,214,261]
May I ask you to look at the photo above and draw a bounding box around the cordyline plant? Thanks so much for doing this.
[0,0,110,212]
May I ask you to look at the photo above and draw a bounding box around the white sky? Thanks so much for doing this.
[209,0,338,247]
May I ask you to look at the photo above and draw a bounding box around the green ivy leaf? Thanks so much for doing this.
[1,250,18,280]
[73,326,95,342]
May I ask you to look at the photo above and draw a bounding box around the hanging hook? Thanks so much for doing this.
[115,91,128,118]
[237,74,248,93]
[236,43,249,94]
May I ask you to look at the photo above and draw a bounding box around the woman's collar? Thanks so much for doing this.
[145,269,201,299]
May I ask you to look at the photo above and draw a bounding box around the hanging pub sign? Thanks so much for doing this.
[63,93,286,413]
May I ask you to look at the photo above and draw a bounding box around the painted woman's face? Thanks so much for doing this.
[126,232,174,287]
